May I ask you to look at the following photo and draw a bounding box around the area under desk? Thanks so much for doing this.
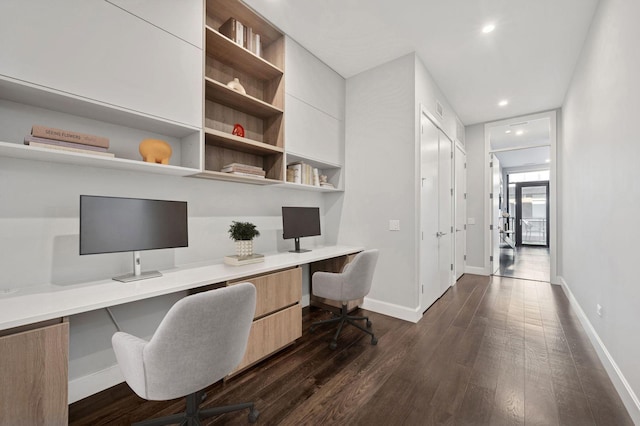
[0,245,362,425]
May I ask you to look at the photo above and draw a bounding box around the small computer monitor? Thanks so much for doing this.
[80,195,188,282]
[282,206,321,253]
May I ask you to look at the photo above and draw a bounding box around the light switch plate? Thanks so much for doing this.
[389,220,400,231]
[467,217,476,225]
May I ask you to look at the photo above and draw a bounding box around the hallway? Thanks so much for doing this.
[498,246,550,282]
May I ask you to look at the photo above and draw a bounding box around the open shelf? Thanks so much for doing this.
[285,152,343,191]
[0,141,200,177]
[192,170,281,185]
[205,27,283,80]
[0,76,198,138]
[204,127,282,156]
[205,77,283,119]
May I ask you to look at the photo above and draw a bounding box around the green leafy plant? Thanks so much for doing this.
[228,221,260,241]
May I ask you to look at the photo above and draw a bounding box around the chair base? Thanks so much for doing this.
[134,391,258,426]
[310,304,377,350]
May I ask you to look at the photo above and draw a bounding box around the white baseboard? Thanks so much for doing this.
[68,364,124,404]
[558,276,640,424]
[362,297,421,323]
[464,265,489,276]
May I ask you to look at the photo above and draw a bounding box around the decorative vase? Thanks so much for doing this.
[227,77,246,94]
[236,240,254,257]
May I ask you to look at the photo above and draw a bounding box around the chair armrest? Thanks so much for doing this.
[112,332,148,399]
[312,271,344,301]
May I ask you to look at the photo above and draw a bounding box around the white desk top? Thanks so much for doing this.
[0,245,362,331]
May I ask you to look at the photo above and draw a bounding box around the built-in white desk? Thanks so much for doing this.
[0,245,362,331]
[0,245,362,425]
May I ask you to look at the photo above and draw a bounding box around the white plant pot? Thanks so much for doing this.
[236,240,254,257]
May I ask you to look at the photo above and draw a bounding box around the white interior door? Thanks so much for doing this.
[420,114,440,312]
[438,132,453,294]
[491,154,501,274]
[454,144,466,280]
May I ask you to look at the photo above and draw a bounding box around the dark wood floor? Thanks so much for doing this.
[498,246,550,282]
[69,275,633,425]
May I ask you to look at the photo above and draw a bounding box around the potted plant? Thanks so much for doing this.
[228,221,260,257]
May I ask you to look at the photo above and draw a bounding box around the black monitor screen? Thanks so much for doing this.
[282,206,321,240]
[80,195,188,255]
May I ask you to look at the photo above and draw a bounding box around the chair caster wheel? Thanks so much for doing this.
[248,408,260,423]
[366,320,372,328]
[329,341,337,350]
[371,337,378,345]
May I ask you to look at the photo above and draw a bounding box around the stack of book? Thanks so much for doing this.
[286,162,320,186]
[24,125,113,157]
[219,17,262,57]
[221,163,266,178]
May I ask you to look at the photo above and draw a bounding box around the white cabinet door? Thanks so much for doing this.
[0,0,202,127]
[285,37,344,119]
[285,94,343,166]
[284,37,344,166]
[106,0,203,49]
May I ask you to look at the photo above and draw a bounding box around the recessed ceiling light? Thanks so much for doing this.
[516,130,524,136]
[505,130,512,134]
[545,159,550,163]
[498,99,508,107]
[482,24,496,34]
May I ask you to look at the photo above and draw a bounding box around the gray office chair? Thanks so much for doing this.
[112,283,258,426]
[310,249,379,350]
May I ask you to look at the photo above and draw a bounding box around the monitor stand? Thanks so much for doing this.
[113,251,162,283]
[289,237,311,253]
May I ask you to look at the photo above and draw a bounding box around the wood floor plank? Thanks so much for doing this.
[68,275,633,426]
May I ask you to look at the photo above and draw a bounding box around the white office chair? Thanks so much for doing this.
[112,283,258,426]
[310,249,379,350]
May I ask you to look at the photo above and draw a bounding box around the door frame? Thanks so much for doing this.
[484,110,558,284]
[515,180,550,247]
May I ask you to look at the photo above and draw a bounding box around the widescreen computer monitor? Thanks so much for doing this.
[282,206,321,253]
[80,195,188,282]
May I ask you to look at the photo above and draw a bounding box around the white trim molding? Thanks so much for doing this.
[464,266,489,276]
[362,297,422,323]
[559,276,640,424]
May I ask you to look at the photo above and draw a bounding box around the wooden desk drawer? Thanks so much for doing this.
[0,321,68,425]
[232,304,302,373]
[229,267,302,318]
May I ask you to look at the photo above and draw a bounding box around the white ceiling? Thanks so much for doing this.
[489,117,550,151]
[244,0,599,125]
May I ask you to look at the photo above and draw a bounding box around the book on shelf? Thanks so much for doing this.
[26,141,115,157]
[287,163,302,184]
[24,135,108,152]
[222,162,264,172]
[219,17,244,47]
[224,253,264,266]
[221,163,266,177]
[320,182,335,189]
[245,26,253,52]
[31,125,109,148]
[313,168,320,186]
[253,33,262,57]
[224,171,266,178]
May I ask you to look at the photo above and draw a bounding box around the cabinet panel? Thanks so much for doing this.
[0,321,69,425]
[106,0,203,48]
[229,267,302,318]
[0,0,202,127]
[285,94,343,166]
[232,304,302,373]
[285,37,345,120]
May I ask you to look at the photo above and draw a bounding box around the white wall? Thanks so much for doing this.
[560,0,640,421]
[336,52,462,320]
[463,123,486,271]
[338,54,416,312]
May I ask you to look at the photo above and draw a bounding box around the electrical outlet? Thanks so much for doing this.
[389,220,400,231]
[597,304,603,317]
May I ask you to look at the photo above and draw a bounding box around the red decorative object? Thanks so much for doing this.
[232,123,245,137]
